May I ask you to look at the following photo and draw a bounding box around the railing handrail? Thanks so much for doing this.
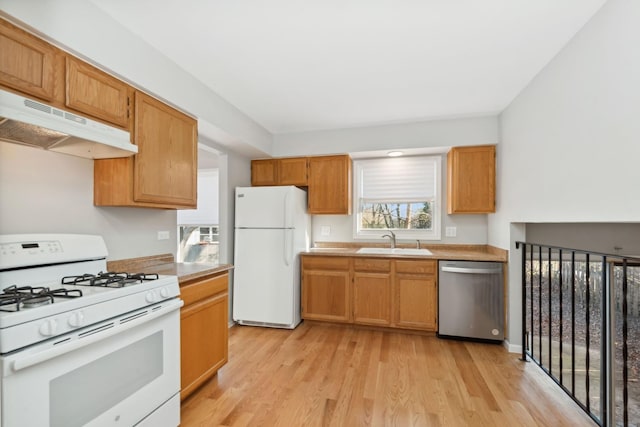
[516,241,640,262]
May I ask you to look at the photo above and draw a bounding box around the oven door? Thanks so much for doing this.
[1,298,182,427]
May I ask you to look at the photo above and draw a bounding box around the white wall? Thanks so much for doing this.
[177,169,219,226]
[273,116,498,156]
[526,223,640,256]
[0,0,271,157]
[488,0,640,348]
[0,142,176,260]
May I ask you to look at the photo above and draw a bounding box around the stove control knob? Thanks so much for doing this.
[160,288,169,298]
[145,291,157,303]
[68,311,85,328]
[39,319,58,337]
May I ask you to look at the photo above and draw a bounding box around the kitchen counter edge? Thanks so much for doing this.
[107,254,233,284]
[302,245,507,262]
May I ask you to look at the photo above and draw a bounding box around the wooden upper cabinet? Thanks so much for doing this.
[65,56,131,129]
[0,18,62,102]
[251,157,308,186]
[133,91,197,207]
[447,145,496,214]
[94,91,197,209]
[251,159,278,186]
[278,157,308,186]
[307,155,352,215]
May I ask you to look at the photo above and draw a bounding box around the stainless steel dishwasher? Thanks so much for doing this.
[438,260,504,343]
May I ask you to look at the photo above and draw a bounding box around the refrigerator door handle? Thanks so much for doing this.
[284,189,292,228]
[284,229,293,266]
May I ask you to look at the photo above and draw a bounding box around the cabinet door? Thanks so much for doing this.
[353,271,391,326]
[65,56,131,129]
[133,91,197,207]
[394,273,436,331]
[251,159,278,186]
[302,265,351,322]
[0,18,58,101]
[307,155,352,214]
[180,292,228,400]
[278,157,308,186]
[447,145,496,214]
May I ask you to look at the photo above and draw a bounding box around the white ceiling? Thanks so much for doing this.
[90,0,606,134]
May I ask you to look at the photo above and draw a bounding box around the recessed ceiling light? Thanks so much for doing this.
[387,151,403,157]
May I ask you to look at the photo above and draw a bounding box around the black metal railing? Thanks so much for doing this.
[516,241,640,427]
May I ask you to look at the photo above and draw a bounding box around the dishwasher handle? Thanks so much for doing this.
[441,266,502,275]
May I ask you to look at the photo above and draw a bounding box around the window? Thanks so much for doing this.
[178,225,219,263]
[353,156,441,240]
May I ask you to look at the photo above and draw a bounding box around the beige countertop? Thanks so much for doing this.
[107,254,233,285]
[303,243,508,262]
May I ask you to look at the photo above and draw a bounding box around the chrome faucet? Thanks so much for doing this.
[416,239,421,249]
[382,231,396,249]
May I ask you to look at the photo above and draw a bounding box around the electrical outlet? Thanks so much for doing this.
[445,227,457,237]
[320,226,331,237]
[157,231,170,240]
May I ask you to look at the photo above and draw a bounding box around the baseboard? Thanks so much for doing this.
[504,339,522,354]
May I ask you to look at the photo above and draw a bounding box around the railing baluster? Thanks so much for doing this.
[586,253,591,412]
[548,247,553,376]
[530,245,535,360]
[559,249,563,386]
[539,245,543,367]
[572,250,576,397]
[520,242,527,362]
[622,260,629,426]
[601,256,608,427]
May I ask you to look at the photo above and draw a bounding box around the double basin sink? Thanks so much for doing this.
[356,247,433,256]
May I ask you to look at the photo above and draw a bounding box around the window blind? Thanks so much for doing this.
[357,156,439,202]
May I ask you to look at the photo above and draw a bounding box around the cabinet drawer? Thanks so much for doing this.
[395,260,436,274]
[354,258,391,272]
[180,273,228,306]
[302,256,350,271]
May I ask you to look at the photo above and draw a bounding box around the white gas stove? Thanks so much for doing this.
[0,234,182,427]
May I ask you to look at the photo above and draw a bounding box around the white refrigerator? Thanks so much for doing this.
[233,186,310,329]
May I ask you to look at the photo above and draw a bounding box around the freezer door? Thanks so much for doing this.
[232,228,300,328]
[235,186,304,228]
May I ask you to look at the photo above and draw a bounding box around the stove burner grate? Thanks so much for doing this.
[62,272,159,288]
[0,285,83,312]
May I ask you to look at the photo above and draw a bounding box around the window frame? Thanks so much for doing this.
[352,155,442,241]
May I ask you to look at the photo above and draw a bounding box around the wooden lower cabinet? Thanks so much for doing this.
[301,256,351,322]
[394,274,436,330]
[180,272,229,401]
[353,258,392,326]
[302,256,437,332]
[353,272,391,326]
[393,260,437,330]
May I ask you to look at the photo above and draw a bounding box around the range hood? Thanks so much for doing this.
[0,89,137,159]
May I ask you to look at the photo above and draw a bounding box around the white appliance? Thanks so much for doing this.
[233,186,310,329]
[0,88,138,159]
[0,234,182,427]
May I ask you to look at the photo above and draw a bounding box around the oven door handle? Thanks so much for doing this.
[12,298,184,373]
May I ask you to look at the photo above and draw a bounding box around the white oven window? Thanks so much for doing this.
[50,331,163,427]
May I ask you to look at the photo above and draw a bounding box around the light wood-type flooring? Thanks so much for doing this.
[180,322,595,426]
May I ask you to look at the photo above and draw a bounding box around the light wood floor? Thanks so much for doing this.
[180,322,595,426]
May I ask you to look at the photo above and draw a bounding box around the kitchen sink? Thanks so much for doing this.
[356,247,433,256]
